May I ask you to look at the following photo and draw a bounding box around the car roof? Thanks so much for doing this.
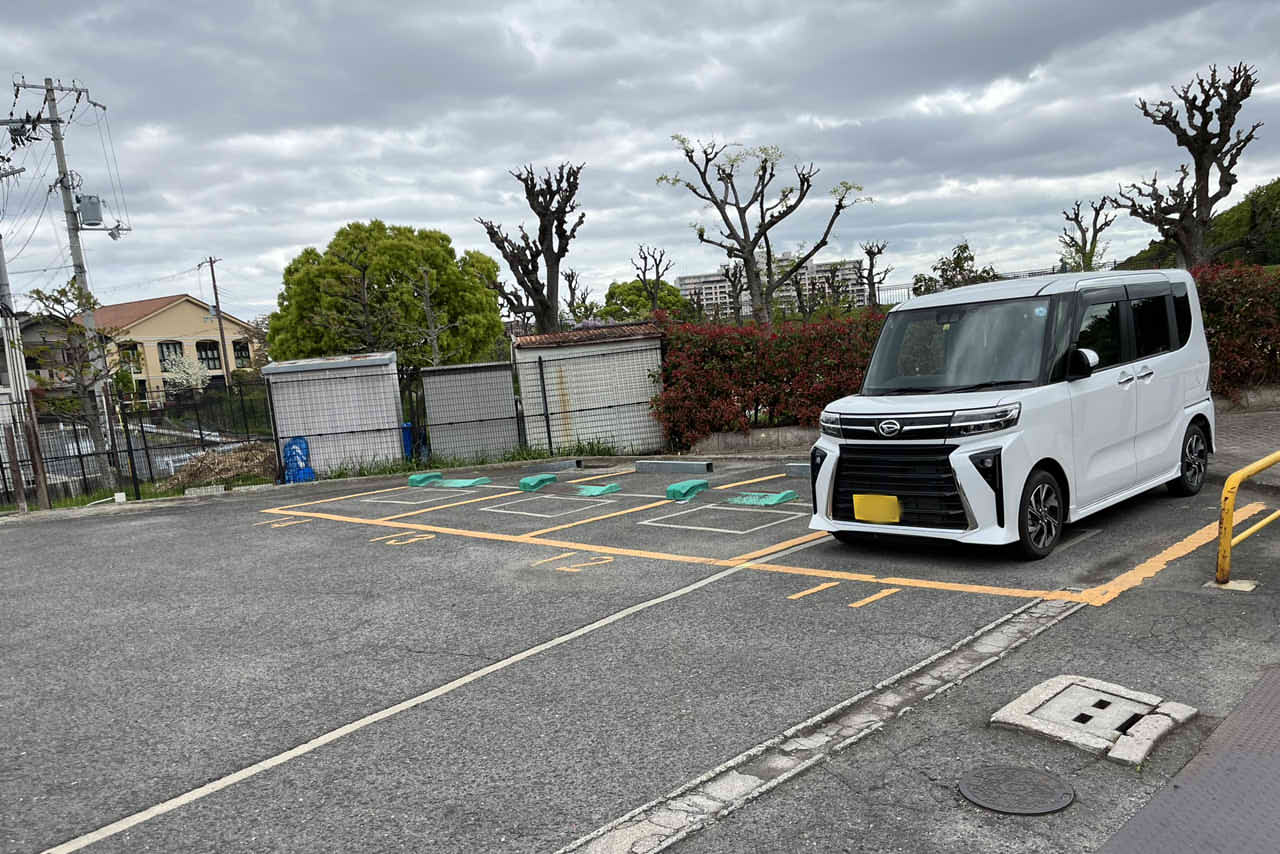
[890,269,1190,312]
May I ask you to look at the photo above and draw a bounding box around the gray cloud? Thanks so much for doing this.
[1,0,1277,321]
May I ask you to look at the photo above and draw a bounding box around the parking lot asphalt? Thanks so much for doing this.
[3,459,1277,853]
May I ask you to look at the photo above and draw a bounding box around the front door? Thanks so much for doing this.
[1068,294,1137,508]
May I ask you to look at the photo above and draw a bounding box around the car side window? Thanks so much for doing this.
[1076,300,1123,369]
[1130,295,1173,358]
[1171,282,1192,347]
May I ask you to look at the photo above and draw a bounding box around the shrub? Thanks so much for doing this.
[652,313,886,450]
[1191,263,1280,395]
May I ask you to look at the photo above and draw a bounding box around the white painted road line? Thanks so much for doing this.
[40,539,826,854]
[554,595,1087,854]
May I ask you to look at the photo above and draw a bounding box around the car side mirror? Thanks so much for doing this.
[1068,348,1099,380]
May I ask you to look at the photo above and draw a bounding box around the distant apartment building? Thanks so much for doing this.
[677,253,867,315]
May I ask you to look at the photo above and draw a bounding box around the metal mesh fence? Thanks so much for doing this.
[1,381,276,509]
[514,343,665,454]
[263,362,404,478]
[422,362,522,460]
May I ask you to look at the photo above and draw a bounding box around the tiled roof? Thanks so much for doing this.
[80,294,188,329]
[514,322,662,348]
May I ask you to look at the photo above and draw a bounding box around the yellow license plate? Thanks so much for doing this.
[853,494,901,524]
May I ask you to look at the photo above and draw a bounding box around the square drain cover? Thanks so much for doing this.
[992,675,1197,765]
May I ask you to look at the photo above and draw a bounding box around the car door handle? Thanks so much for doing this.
[1117,373,1135,386]
[1136,368,1155,380]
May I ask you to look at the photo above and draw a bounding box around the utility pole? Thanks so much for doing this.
[11,77,127,478]
[200,257,232,380]
[0,166,25,311]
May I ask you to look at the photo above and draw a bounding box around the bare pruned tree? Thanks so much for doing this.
[659,136,866,329]
[632,244,675,314]
[858,241,893,307]
[562,269,596,323]
[1110,63,1263,268]
[1059,201,1116,272]
[493,278,535,336]
[477,163,586,332]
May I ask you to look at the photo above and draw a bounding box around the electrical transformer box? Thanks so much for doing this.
[77,194,104,227]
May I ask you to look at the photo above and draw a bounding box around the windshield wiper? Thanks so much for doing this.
[867,387,943,395]
[935,379,1035,393]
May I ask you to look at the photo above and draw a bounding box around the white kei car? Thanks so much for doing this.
[810,269,1213,559]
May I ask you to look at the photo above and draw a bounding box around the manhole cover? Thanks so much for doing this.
[959,765,1074,815]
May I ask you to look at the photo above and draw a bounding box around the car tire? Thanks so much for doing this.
[1167,422,1209,497]
[1017,469,1064,560]
[831,530,866,546]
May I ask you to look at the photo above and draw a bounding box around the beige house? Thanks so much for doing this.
[91,294,260,397]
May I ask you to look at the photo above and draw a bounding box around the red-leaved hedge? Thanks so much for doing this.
[1191,263,1280,395]
[652,265,1278,449]
[652,314,886,450]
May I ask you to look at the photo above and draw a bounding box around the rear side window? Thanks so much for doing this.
[1076,301,1123,368]
[1130,295,1173,357]
[1171,282,1192,347]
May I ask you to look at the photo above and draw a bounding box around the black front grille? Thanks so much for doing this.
[831,444,968,530]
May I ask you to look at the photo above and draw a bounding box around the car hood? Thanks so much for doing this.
[825,389,1019,415]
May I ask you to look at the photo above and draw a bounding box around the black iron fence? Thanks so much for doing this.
[0,381,275,510]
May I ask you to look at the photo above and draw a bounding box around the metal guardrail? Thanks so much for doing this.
[1216,449,1280,584]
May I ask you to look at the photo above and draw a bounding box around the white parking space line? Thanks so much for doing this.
[40,562,751,854]
[483,495,615,518]
[640,505,807,535]
[40,533,833,854]
[362,488,477,506]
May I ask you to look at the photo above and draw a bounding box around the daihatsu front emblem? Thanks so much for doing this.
[877,419,901,437]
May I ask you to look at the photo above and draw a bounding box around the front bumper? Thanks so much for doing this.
[809,431,1035,545]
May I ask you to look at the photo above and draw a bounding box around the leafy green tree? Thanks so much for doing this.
[597,279,692,321]
[267,221,505,379]
[911,241,1001,296]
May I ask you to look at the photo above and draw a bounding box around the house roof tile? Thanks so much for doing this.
[514,322,662,348]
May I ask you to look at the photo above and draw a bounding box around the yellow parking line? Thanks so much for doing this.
[256,503,1238,607]
[715,473,788,490]
[524,500,672,537]
[788,581,840,600]
[849,588,901,608]
[568,469,635,483]
[744,561,1075,601]
[729,531,829,563]
[1077,502,1268,605]
[532,551,578,565]
[377,491,523,521]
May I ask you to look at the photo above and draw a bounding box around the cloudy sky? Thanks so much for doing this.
[2,0,1277,322]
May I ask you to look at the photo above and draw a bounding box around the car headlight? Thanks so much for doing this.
[948,403,1020,437]
[819,411,842,438]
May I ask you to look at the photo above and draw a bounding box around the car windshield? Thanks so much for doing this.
[862,297,1051,395]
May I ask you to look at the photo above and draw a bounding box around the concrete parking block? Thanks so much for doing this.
[636,459,713,474]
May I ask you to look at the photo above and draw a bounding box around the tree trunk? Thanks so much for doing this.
[81,388,118,488]
[540,254,561,333]
[744,258,770,329]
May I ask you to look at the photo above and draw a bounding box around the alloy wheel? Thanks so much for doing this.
[1183,431,1207,490]
[1026,482,1061,551]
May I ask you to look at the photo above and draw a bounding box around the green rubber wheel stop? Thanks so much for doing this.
[666,479,709,501]
[725,490,798,506]
[436,477,492,487]
[576,483,620,496]
[519,473,557,492]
